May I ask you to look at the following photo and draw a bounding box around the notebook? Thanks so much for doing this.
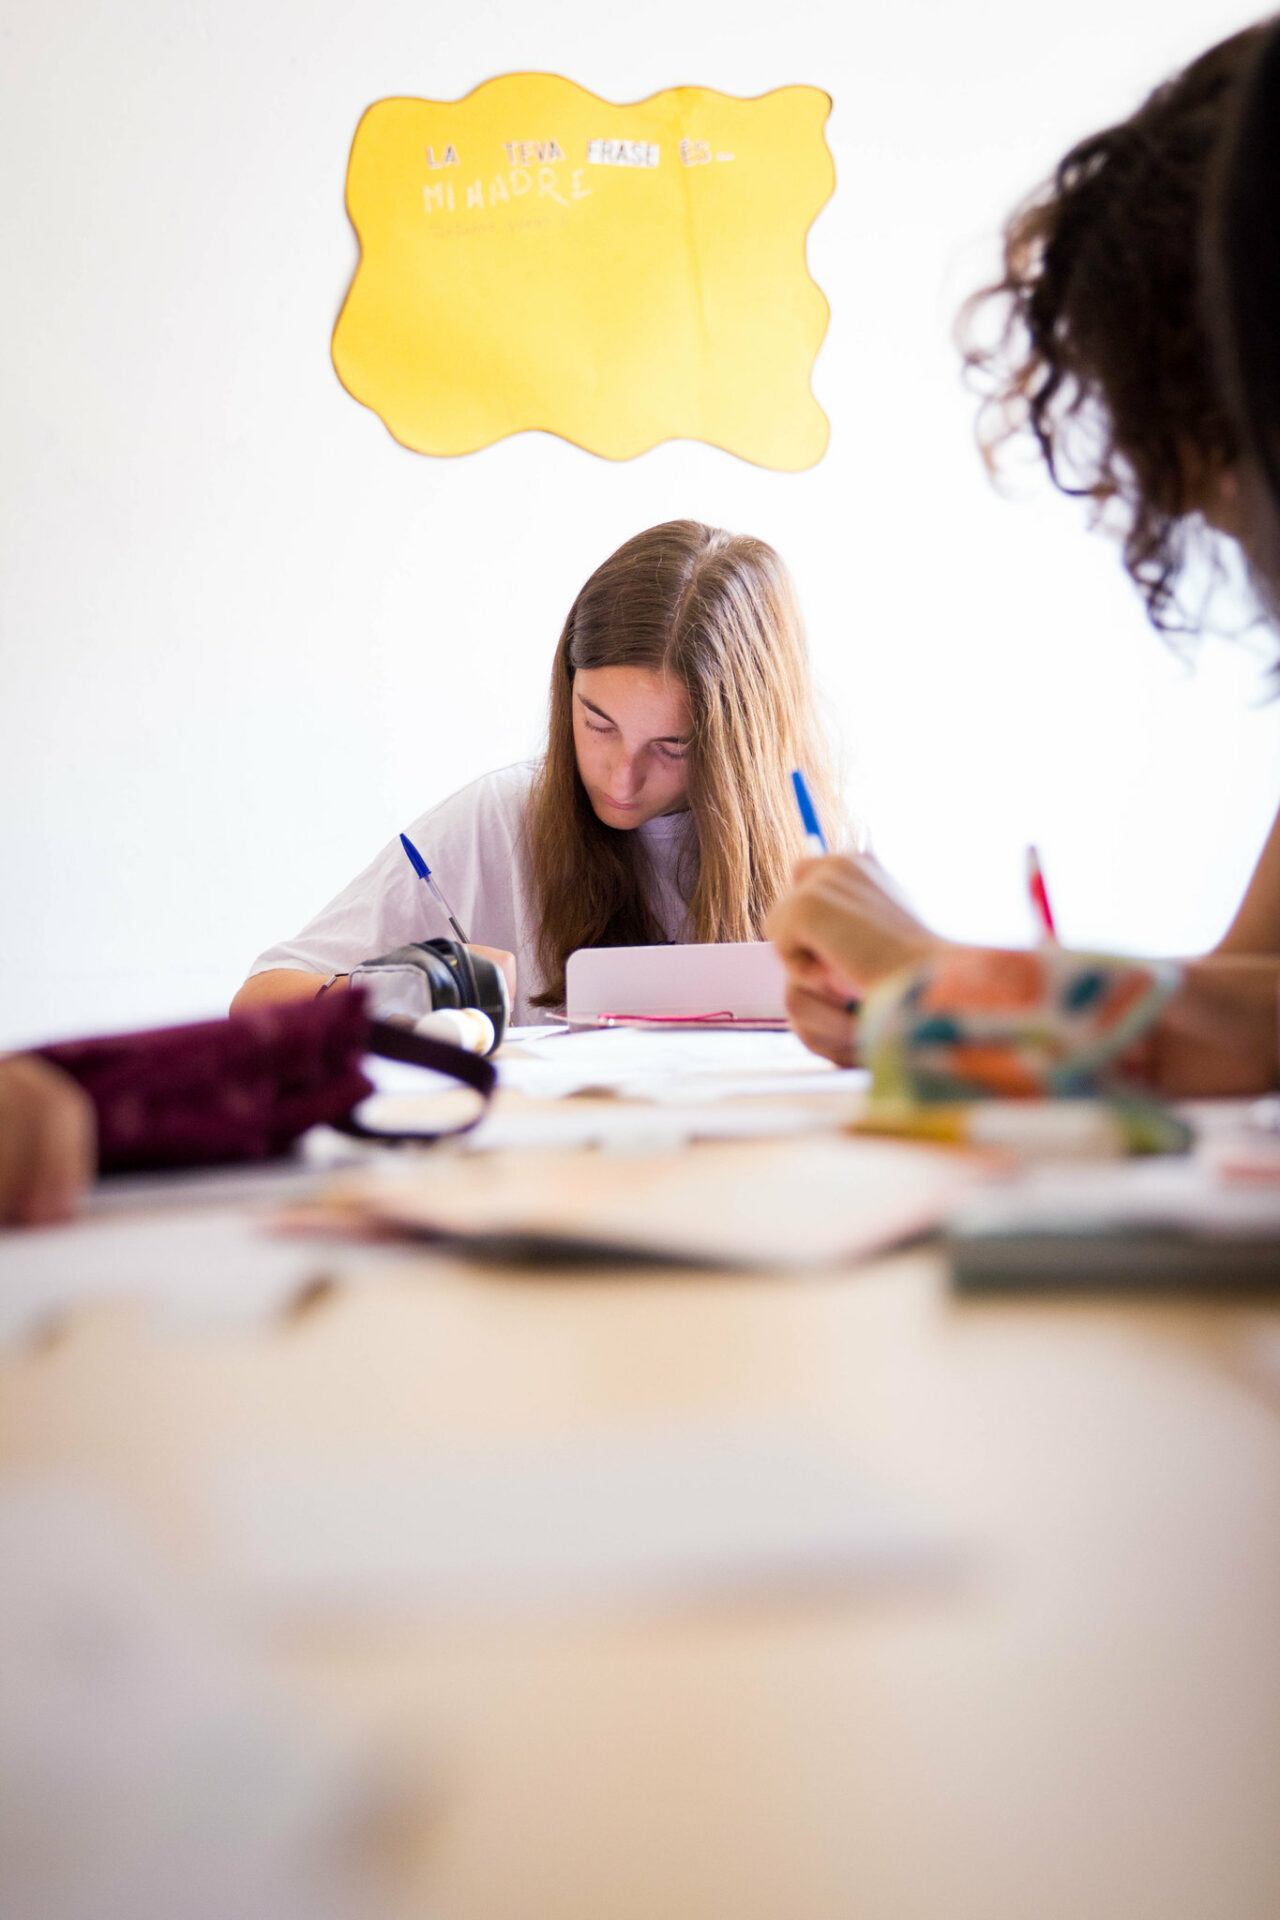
[565,940,787,1027]
[947,1156,1280,1293]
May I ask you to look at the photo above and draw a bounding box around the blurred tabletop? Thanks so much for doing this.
[2,1192,1279,1920]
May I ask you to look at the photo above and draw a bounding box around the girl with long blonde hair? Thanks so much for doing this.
[235,520,843,1025]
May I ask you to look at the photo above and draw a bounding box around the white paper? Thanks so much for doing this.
[85,1157,326,1213]
[454,1099,829,1154]
[496,1024,867,1102]
[0,1206,389,1349]
[216,1424,955,1622]
[291,1028,866,1119]
[350,1131,979,1270]
[953,1154,1280,1237]
[0,1482,394,1920]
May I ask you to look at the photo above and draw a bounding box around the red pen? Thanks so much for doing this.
[1026,844,1058,943]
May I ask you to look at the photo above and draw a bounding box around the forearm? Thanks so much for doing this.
[230,968,343,1014]
[1144,954,1280,1096]
[1216,804,1280,954]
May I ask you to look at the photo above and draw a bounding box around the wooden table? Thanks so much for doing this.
[3,1198,1279,1919]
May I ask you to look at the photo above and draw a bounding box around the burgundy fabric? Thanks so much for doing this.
[334,1019,497,1137]
[36,993,377,1173]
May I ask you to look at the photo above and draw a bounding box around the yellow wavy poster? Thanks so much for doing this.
[332,75,833,470]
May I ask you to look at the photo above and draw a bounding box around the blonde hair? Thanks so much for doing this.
[525,520,843,1008]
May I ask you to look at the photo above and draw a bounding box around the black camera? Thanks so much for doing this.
[349,939,509,1053]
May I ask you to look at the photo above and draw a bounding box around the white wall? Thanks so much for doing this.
[2,0,1276,1048]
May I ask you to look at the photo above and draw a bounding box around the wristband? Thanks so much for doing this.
[860,947,1183,1103]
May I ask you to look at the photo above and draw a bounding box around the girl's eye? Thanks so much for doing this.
[585,720,614,735]
[657,742,689,760]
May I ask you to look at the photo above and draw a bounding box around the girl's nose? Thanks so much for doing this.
[611,750,643,798]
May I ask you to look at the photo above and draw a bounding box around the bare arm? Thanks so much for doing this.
[1217,801,1280,954]
[230,945,517,1017]
[1139,954,1279,1095]
[230,969,341,1014]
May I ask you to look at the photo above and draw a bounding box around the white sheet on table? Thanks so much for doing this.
[0,1482,393,1920]
[215,1423,956,1623]
[495,1025,867,1103]
[0,1205,390,1348]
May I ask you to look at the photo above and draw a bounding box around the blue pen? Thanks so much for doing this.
[399,832,471,944]
[790,769,828,857]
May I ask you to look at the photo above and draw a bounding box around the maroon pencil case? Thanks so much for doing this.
[34,990,495,1175]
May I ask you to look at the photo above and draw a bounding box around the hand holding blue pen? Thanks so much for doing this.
[790,769,828,858]
[399,832,471,944]
[784,771,863,1022]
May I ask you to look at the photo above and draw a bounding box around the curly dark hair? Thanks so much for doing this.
[960,27,1265,631]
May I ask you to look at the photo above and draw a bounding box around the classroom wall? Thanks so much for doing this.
[2,0,1277,1047]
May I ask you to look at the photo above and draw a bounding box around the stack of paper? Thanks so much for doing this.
[295,1132,984,1271]
[948,1154,1280,1291]
[346,1026,869,1151]
[494,1024,867,1103]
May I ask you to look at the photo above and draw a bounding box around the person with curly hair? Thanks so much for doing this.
[769,17,1280,1095]
[961,27,1256,632]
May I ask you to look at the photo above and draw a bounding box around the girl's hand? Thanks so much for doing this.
[0,1055,96,1226]
[469,945,517,1003]
[783,976,860,1068]
[766,855,944,1002]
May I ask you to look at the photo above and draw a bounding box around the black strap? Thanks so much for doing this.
[335,1018,497,1142]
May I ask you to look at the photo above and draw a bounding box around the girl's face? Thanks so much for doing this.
[571,666,693,829]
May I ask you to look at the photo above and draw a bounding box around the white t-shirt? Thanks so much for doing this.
[247,762,696,1026]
